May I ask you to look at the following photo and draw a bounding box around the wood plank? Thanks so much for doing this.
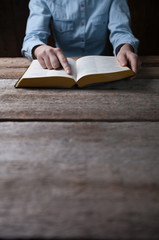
[136,67,159,79]
[0,79,159,121]
[0,122,159,238]
[0,57,44,80]
[0,57,30,79]
[0,57,30,67]
[0,68,29,79]
[140,58,159,68]
[140,55,159,64]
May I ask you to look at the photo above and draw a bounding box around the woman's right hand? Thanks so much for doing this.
[33,45,71,74]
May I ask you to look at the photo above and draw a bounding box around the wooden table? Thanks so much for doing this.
[0,56,159,239]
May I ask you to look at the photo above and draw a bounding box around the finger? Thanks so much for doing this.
[37,56,47,69]
[130,58,142,80]
[117,53,127,67]
[128,54,138,74]
[43,54,54,70]
[55,48,71,74]
[49,54,61,69]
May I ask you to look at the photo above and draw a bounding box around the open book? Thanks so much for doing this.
[15,56,134,88]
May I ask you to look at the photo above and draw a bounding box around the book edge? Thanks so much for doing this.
[77,69,134,87]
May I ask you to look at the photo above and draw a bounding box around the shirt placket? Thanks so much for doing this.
[80,0,86,50]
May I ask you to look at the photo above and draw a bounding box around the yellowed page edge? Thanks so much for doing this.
[15,76,75,88]
[77,69,134,87]
[15,58,76,88]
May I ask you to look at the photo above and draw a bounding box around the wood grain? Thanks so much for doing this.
[0,57,30,79]
[0,122,159,238]
[0,57,159,239]
[140,56,159,64]
[0,79,159,121]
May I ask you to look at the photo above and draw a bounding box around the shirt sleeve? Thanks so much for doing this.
[108,0,139,55]
[21,0,52,60]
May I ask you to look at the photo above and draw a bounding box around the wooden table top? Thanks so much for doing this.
[0,56,159,239]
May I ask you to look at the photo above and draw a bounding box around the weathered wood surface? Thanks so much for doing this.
[0,57,159,239]
[0,79,159,121]
[0,122,159,239]
[0,57,30,79]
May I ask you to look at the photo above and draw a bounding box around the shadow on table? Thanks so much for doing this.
[22,78,157,94]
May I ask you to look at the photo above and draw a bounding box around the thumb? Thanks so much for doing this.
[117,53,127,67]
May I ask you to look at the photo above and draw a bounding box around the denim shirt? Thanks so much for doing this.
[22,0,139,60]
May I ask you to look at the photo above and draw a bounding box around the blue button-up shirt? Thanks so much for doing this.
[22,0,139,60]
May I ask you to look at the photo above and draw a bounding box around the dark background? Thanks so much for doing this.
[0,0,159,57]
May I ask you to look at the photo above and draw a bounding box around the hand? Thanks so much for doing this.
[33,45,71,74]
[117,44,141,78]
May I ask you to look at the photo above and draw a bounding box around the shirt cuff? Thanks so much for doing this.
[21,40,47,61]
[115,44,135,56]
[32,45,43,59]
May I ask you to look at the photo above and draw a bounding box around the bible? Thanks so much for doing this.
[15,56,134,88]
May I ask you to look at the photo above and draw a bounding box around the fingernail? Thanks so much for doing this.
[66,69,70,74]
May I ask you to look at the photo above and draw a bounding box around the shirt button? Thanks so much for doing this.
[81,4,85,7]
[81,39,85,42]
[81,23,85,26]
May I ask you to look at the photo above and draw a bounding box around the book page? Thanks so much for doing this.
[76,56,130,81]
[22,58,76,80]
